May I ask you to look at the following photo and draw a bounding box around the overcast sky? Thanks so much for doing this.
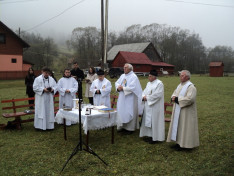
[1,0,234,48]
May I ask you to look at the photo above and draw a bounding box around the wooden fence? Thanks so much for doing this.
[0,70,41,80]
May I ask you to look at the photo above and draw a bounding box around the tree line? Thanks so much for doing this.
[21,23,234,74]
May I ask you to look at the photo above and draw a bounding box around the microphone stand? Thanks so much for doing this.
[61,79,107,173]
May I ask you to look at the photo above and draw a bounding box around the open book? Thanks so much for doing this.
[98,107,114,113]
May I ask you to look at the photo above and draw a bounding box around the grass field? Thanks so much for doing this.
[0,75,233,176]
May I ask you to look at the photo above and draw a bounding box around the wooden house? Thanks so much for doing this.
[107,42,162,66]
[111,51,174,75]
[209,62,224,77]
[112,51,152,72]
[0,21,30,79]
[0,21,30,71]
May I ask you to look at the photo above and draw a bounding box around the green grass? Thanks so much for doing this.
[0,75,233,175]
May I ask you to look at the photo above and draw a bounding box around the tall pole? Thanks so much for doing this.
[101,0,104,70]
[103,0,109,71]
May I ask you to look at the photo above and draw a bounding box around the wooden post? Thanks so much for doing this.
[63,119,67,140]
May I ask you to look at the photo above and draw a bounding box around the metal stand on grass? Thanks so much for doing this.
[61,96,108,172]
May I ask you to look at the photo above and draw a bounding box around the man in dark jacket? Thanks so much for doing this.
[71,62,84,100]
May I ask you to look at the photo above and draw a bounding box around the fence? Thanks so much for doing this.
[0,70,41,80]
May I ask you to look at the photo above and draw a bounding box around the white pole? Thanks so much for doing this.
[103,0,108,70]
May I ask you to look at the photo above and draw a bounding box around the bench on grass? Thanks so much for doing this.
[110,95,173,122]
[110,94,118,110]
[1,94,60,130]
[164,102,173,122]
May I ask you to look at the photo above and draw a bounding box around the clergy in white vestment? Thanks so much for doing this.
[90,69,112,107]
[167,70,199,149]
[139,70,165,144]
[115,63,143,133]
[57,68,78,126]
[33,67,57,130]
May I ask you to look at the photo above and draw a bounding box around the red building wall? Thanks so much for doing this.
[111,54,125,67]
[209,66,224,77]
[0,54,23,71]
[133,64,151,72]
[0,27,23,55]
[0,70,41,80]
[111,52,152,72]
[23,63,32,71]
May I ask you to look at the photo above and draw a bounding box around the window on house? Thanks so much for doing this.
[11,58,17,63]
[136,65,141,68]
[0,33,6,44]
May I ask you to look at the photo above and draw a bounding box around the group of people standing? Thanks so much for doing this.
[115,64,199,149]
[26,62,199,150]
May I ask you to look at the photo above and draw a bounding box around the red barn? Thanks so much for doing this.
[112,51,152,73]
[209,62,224,77]
[111,51,174,75]
[107,42,162,66]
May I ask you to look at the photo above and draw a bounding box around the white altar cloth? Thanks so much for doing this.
[55,108,117,134]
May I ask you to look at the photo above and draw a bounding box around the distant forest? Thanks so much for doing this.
[21,23,234,74]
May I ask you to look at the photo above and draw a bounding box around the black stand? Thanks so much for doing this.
[61,97,108,173]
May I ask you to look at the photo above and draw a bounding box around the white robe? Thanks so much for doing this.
[139,79,165,141]
[33,75,57,130]
[167,81,199,148]
[90,78,112,108]
[115,71,143,131]
[57,76,78,125]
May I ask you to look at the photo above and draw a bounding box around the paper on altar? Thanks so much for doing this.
[93,105,108,110]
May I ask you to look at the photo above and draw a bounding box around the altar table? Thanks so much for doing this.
[55,107,117,145]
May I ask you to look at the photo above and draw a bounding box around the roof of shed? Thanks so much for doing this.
[115,51,174,67]
[117,51,152,64]
[107,42,151,61]
[209,62,224,67]
[151,62,175,67]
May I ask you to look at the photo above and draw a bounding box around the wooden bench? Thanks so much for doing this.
[164,102,173,122]
[110,94,118,110]
[1,94,60,130]
[139,102,173,122]
[111,95,173,122]
[110,94,118,143]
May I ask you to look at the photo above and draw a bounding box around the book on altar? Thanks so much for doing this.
[93,105,108,110]
[98,107,114,113]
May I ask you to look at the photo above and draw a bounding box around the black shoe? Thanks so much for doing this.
[149,141,158,144]
[117,129,125,133]
[124,130,133,135]
[170,144,181,149]
[143,137,152,142]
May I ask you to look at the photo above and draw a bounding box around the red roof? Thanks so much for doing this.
[116,51,174,67]
[118,51,152,64]
[209,62,224,67]
[151,62,174,67]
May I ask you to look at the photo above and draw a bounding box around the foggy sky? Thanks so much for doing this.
[1,0,234,48]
